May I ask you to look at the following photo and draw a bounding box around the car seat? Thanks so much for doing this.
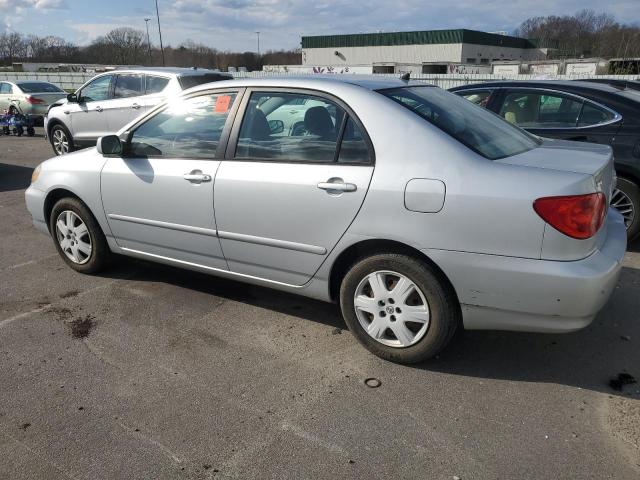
[304,106,335,139]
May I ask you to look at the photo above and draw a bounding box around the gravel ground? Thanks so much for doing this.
[1,130,639,479]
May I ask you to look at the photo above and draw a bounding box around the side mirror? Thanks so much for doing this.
[67,92,79,103]
[268,119,284,135]
[97,135,122,155]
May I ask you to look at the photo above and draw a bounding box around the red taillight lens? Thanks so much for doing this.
[533,193,607,240]
[25,95,45,104]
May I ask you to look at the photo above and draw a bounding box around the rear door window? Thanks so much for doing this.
[145,75,170,94]
[114,74,144,99]
[499,91,583,128]
[459,90,492,108]
[235,91,345,162]
[578,103,616,127]
[0,83,13,94]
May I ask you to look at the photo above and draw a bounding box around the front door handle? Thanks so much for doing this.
[131,103,141,110]
[317,179,357,193]
[95,106,103,112]
[184,170,212,184]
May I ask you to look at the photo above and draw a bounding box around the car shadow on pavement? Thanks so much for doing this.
[0,163,34,192]
[98,256,640,398]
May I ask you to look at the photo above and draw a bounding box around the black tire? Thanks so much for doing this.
[49,197,111,274]
[614,178,640,241]
[49,123,74,156]
[339,253,460,364]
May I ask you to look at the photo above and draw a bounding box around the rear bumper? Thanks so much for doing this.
[424,209,626,333]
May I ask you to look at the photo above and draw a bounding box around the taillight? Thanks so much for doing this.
[25,95,45,104]
[533,193,607,240]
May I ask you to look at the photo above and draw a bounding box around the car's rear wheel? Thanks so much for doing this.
[339,253,459,364]
[50,123,74,156]
[611,178,639,240]
[49,197,111,274]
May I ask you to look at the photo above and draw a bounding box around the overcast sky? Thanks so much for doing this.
[1,0,639,52]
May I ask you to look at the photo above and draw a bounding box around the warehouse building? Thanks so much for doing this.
[298,29,548,74]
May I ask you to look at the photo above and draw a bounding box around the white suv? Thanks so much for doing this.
[45,67,232,155]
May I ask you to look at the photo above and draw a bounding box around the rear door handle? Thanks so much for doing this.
[131,103,141,110]
[95,106,103,112]
[317,180,357,193]
[184,170,212,184]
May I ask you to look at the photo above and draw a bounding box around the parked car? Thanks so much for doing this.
[44,67,232,156]
[450,80,640,240]
[575,78,640,91]
[26,76,626,364]
[0,80,66,122]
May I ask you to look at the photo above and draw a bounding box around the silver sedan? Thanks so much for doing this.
[25,76,626,363]
[0,80,66,119]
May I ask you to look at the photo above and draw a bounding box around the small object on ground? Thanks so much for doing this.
[19,422,31,430]
[348,459,355,464]
[332,328,342,335]
[453,476,461,480]
[621,335,631,341]
[609,372,637,391]
[364,378,382,388]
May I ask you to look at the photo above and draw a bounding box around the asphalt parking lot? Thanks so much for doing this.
[1,130,639,479]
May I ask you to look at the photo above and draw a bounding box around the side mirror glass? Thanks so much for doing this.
[97,135,122,155]
[67,92,78,103]
[268,119,284,135]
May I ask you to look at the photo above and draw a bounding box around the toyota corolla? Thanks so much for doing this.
[25,76,626,363]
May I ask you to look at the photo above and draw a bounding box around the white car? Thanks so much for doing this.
[44,67,231,155]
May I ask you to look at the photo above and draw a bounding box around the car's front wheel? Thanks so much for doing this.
[339,253,460,364]
[49,123,74,156]
[49,197,111,274]
[611,177,639,241]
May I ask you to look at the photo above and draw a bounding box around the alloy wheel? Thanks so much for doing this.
[353,270,430,348]
[55,210,92,264]
[611,187,635,228]
[52,128,69,155]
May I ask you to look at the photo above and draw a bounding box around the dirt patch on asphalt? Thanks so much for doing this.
[606,395,640,470]
[69,315,95,338]
[59,290,80,299]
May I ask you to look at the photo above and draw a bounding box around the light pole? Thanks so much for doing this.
[155,0,165,66]
[255,31,260,57]
[144,18,152,61]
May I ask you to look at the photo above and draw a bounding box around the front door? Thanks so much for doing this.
[214,89,375,285]
[106,73,146,131]
[100,91,239,269]
[69,74,114,144]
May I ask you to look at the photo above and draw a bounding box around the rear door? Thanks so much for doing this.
[496,89,621,145]
[213,88,375,285]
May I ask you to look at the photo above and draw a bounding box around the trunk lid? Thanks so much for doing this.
[27,92,67,106]
[496,138,615,203]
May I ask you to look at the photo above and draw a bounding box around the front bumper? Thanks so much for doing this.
[425,209,627,333]
[25,185,49,235]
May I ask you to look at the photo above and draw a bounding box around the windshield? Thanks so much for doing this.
[380,86,540,160]
[17,82,64,93]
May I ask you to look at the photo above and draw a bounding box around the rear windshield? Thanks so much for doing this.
[380,86,540,160]
[178,74,231,90]
[17,82,64,93]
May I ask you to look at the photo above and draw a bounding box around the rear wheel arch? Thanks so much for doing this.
[328,239,460,307]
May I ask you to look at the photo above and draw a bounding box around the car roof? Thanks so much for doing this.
[450,79,625,94]
[14,80,57,85]
[184,74,432,94]
[106,67,233,77]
